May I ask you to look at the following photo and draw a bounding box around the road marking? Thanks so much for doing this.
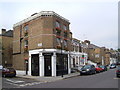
[5,78,46,87]
[5,79,25,84]
[19,82,44,87]
[113,77,120,79]
[5,82,20,87]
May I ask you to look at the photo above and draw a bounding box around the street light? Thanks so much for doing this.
[60,39,63,77]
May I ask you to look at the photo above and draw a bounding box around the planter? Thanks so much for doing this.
[24,46,28,52]
[56,35,61,38]
[57,45,61,49]
[56,27,61,31]
[24,32,28,37]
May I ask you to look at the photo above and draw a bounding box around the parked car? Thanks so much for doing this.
[116,66,120,78]
[95,65,103,73]
[109,64,116,69]
[2,67,16,77]
[80,65,96,75]
[99,65,107,71]
[116,62,120,65]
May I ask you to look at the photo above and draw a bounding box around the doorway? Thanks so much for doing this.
[31,54,39,76]
[44,53,52,76]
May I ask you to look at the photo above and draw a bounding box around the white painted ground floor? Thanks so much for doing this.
[16,49,88,77]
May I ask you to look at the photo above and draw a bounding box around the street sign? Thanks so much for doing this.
[38,43,42,47]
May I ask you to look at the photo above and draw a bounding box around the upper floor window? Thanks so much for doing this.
[64,40,67,46]
[24,40,28,46]
[64,32,68,38]
[56,30,61,36]
[24,25,28,31]
[56,21,60,28]
[63,25,67,30]
[56,38,61,45]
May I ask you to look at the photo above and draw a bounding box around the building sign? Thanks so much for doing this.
[38,43,42,47]
[43,53,53,56]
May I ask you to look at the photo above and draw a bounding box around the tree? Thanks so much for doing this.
[118,48,120,52]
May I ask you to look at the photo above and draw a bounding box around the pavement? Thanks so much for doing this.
[16,72,80,82]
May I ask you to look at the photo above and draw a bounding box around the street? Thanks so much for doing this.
[2,68,120,89]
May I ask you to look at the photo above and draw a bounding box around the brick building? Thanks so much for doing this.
[81,40,113,65]
[71,38,87,68]
[13,11,72,76]
[0,29,13,67]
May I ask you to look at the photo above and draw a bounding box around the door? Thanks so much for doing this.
[31,54,39,76]
[44,54,52,76]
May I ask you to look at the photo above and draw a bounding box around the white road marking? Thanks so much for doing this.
[5,82,19,87]
[113,77,120,79]
[5,78,46,87]
[19,82,44,87]
[5,79,25,84]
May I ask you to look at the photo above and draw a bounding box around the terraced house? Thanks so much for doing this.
[0,29,13,67]
[71,38,87,68]
[13,11,73,77]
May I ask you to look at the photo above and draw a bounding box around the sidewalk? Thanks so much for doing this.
[16,72,80,82]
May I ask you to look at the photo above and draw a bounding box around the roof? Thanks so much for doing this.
[88,44,100,49]
[0,30,13,37]
[81,43,100,49]
[13,11,70,27]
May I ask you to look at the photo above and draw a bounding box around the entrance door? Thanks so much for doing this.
[31,54,39,76]
[73,58,75,67]
[44,54,52,76]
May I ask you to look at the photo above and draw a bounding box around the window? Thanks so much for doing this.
[63,25,67,30]
[24,40,28,46]
[56,21,60,28]
[56,30,61,36]
[24,25,28,31]
[64,40,67,46]
[56,38,61,45]
[64,32,67,38]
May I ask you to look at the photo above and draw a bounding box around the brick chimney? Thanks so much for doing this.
[0,29,6,34]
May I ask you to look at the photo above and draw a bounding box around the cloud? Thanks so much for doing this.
[0,0,118,49]
[0,0,119,3]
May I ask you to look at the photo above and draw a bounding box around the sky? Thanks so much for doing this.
[0,0,119,49]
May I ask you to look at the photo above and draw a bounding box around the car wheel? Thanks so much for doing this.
[94,71,96,74]
[3,74,6,78]
[90,71,93,75]
[80,73,83,76]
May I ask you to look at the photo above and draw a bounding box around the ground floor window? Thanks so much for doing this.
[56,53,68,76]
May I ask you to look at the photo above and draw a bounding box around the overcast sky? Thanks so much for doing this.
[0,0,119,49]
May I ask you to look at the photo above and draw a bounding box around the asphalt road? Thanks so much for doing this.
[2,68,120,89]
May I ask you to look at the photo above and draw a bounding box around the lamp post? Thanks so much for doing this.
[61,39,63,77]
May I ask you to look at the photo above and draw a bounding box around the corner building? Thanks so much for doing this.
[13,11,72,76]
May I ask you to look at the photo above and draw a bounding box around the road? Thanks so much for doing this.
[2,68,120,89]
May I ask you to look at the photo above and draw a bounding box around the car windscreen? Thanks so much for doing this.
[98,66,104,68]
[82,65,91,69]
[7,68,15,71]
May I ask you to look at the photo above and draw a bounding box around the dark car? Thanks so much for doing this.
[99,65,107,71]
[116,66,120,78]
[110,64,116,69]
[2,67,16,77]
[116,62,120,65]
[80,65,96,75]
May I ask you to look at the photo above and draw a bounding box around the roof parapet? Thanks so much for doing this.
[13,11,70,28]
